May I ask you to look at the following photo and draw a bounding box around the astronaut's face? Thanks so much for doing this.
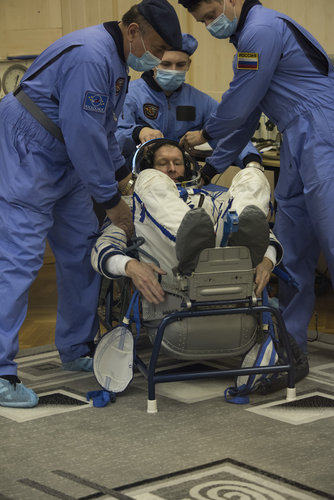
[153,145,185,182]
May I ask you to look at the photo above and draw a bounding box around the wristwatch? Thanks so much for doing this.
[122,176,136,195]
[246,161,264,172]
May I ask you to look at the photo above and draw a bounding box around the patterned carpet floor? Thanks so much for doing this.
[1,336,334,500]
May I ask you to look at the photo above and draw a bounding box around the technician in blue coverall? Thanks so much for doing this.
[0,0,182,408]
[115,32,261,169]
[179,0,334,353]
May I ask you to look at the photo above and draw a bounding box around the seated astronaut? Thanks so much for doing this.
[91,139,283,310]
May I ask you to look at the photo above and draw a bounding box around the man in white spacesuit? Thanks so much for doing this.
[91,140,282,305]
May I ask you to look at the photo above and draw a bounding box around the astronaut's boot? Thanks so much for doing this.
[0,376,39,408]
[229,205,270,267]
[175,208,215,275]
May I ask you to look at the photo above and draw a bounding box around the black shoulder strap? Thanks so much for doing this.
[12,45,81,143]
[23,45,81,82]
[14,87,65,143]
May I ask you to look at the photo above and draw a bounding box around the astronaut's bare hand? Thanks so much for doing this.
[125,260,166,304]
[105,199,134,239]
[254,256,274,297]
[139,127,164,143]
[179,130,206,152]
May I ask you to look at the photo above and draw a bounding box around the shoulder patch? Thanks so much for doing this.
[237,52,259,70]
[115,77,125,95]
[143,103,159,120]
[83,91,109,113]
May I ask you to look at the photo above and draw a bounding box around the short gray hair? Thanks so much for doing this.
[122,5,152,34]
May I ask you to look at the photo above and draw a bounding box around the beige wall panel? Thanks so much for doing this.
[1,0,334,85]
[0,0,62,57]
[5,29,63,57]
[60,0,135,35]
[3,0,62,30]
[0,3,5,60]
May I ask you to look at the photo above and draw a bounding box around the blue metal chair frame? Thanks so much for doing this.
[135,297,295,412]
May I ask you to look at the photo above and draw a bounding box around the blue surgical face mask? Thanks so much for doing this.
[127,36,161,72]
[155,69,186,92]
[206,4,238,39]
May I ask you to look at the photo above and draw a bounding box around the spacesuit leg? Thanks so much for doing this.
[226,167,271,266]
[48,180,101,363]
[227,166,271,216]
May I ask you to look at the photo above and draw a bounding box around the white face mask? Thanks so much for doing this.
[127,36,161,72]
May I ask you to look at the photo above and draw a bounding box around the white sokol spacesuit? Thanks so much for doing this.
[91,166,283,321]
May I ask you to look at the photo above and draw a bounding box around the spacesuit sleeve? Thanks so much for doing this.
[203,24,283,172]
[91,221,130,279]
[58,60,127,206]
[267,229,283,267]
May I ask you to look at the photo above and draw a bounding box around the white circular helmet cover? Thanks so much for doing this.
[93,326,134,393]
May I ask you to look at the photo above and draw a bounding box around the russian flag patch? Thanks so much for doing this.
[237,52,259,70]
[83,91,109,113]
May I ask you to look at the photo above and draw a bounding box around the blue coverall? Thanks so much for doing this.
[201,2,334,351]
[115,70,260,167]
[0,22,130,374]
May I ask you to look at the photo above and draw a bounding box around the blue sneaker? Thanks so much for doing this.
[62,356,93,372]
[0,376,39,408]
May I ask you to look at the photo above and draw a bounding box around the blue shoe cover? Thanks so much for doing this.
[0,378,39,408]
[62,356,93,372]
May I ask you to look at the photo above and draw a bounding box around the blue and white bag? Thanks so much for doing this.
[224,333,278,404]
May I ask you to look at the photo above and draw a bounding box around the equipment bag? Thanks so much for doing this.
[224,332,278,404]
[224,287,279,404]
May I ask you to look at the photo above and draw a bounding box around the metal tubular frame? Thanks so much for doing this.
[135,298,295,411]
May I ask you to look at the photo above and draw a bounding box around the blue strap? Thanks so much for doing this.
[132,294,142,359]
[178,187,188,201]
[220,208,239,247]
[86,390,116,407]
[262,287,270,331]
[273,267,299,290]
[224,387,250,404]
[122,289,141,358]
[122,290,140,324]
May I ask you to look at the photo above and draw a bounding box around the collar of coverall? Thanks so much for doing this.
[141,69,184,94]
[103,21,126,63]
[230,0,262,44]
